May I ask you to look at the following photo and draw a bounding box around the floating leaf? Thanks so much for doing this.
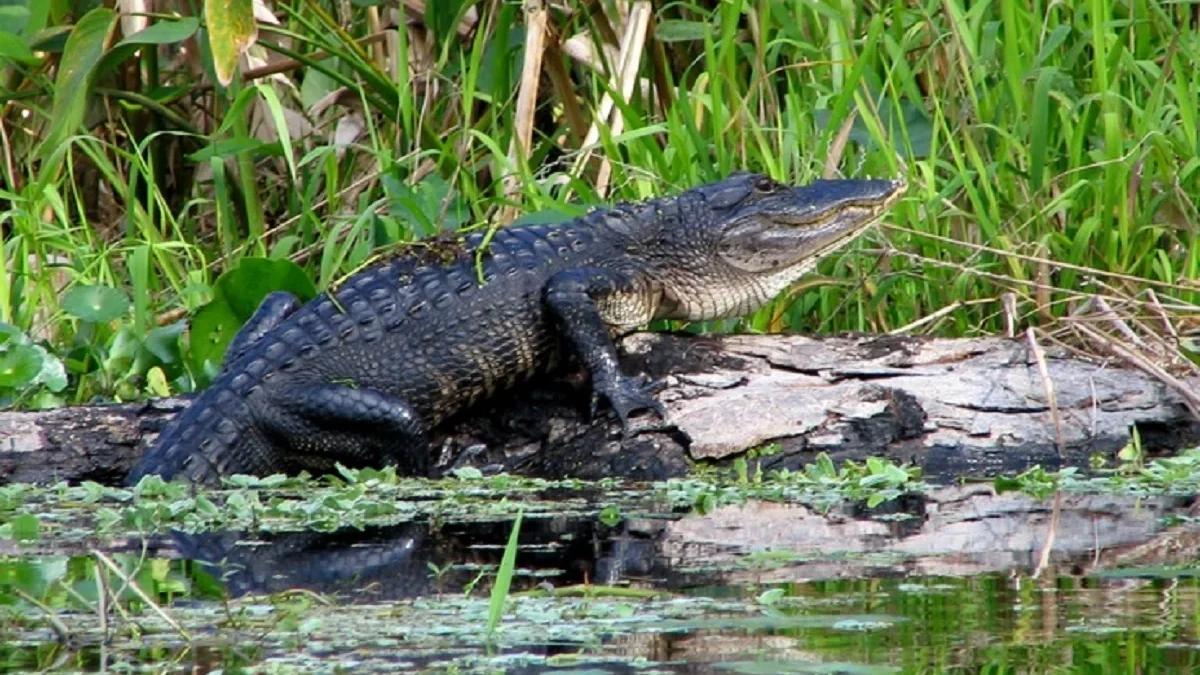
[714,659,899,674]
[756,588,786,606]
[62,285,131,322]
[8,513,40,543]
[598,505,622,527]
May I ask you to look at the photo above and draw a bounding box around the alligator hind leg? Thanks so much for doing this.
[268,383,431,475]
[224,291,304,367]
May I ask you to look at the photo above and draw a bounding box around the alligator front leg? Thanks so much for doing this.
[266,383,431,475]
[545,268,666,431]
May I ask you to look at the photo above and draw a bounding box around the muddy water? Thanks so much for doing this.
[4,486,1200,673]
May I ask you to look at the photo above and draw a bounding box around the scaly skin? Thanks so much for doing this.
[127,173,906,485]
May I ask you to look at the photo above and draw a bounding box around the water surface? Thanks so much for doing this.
[4,482,1200,673]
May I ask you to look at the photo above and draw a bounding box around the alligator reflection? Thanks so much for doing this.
[161,486,1200,601]
[165,515,673,600]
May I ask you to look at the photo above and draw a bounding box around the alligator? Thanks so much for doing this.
[126,173,906,485]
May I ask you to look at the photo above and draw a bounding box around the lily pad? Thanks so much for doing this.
[62,285,131,322]
[0,343,41,388]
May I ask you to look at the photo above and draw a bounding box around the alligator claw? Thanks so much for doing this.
[592,373,667,435]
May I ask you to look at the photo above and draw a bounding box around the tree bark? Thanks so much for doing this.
[3,333,1198,486]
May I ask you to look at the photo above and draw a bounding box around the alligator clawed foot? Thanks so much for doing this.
[591,373,668,437]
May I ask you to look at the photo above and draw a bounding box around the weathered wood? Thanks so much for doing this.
[2,333,1198,485]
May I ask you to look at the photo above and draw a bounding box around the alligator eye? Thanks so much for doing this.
[753,176,776,192]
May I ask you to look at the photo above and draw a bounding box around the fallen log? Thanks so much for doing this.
[2,333,1199,486]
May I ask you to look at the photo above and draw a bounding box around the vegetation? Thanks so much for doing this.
[2,0,1195,410]
[8,444,1200,544]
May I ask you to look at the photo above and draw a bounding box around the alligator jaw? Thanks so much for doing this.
[802,178,907,261]
[714,176,906,276]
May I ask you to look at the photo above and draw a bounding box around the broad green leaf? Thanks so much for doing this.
[0,29,36,64]
[299,56,339,109]
[106,321,185,384]
[598,505,621,527]
[120,15,198,45]
[205,0,255,86]
[0,344,41,388]
[214,258,317,320]
[106,324,141,366]
[0,322,20,345]
[96,16,199,78]
[62,285,131,322]
[756,588,786,606]
[37,6,117,161]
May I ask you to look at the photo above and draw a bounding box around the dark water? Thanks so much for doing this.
[4,487,1200,673]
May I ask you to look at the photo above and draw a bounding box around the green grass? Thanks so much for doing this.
[1,0,1197,407]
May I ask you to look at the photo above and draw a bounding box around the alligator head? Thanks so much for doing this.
[638,173,907,322]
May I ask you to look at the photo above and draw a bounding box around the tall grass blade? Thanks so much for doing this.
[486,508,523,640]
